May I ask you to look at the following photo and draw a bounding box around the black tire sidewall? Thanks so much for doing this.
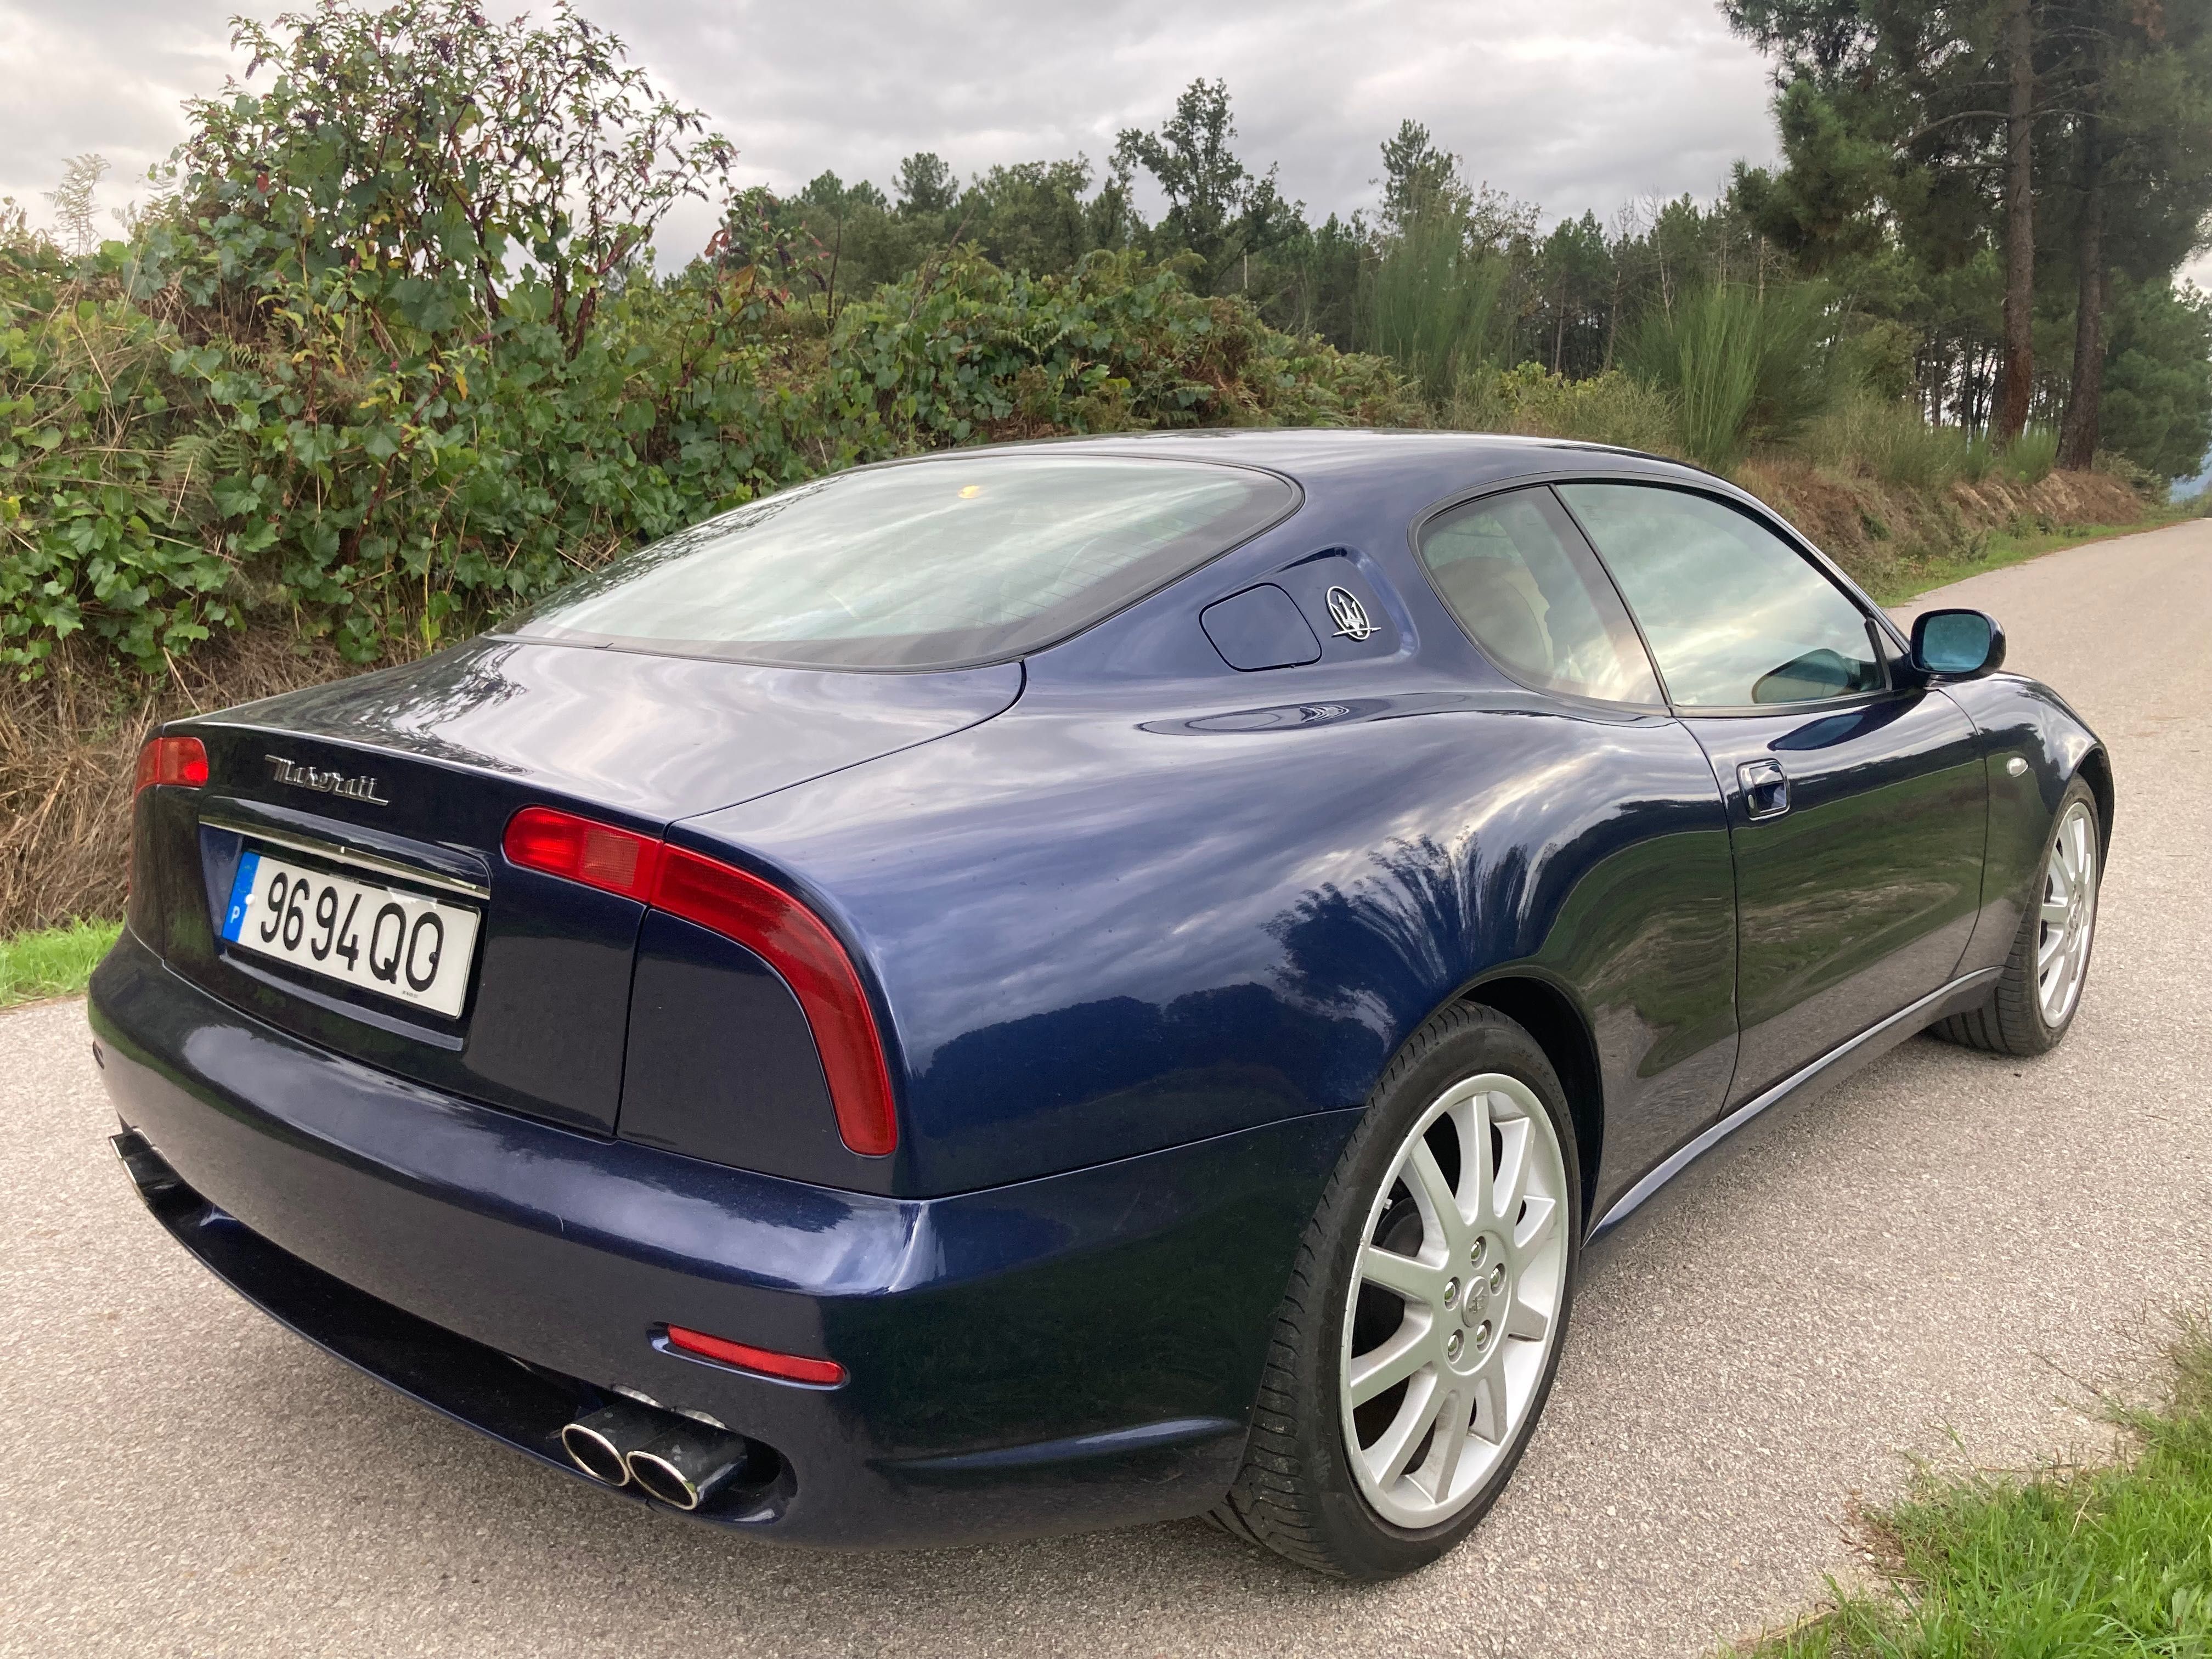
[1289,1007,1583,1579]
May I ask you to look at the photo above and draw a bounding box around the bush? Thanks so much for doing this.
[0,0,1418,681]
[1453,362,1683,458]
[1362,210,1510,409]
[2002,427,2060,484]
[1627,281,1838,472]
[1804,391,1969,490]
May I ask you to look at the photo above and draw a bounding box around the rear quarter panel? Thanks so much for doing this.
[682,666,1738,1201]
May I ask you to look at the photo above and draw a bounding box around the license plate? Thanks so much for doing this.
[220,849,482,1018]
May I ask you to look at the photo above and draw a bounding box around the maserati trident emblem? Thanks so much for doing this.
[1324,585,1374,642]
[266,754,391,806]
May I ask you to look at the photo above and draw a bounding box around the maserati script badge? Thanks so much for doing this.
[266,754,391,806]
[1325,585,1374,642]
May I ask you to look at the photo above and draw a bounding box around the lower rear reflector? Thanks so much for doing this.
[663,1324,847,1387]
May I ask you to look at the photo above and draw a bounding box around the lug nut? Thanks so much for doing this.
[1446,1330,1464,1361]
[1490,1264,1506,1293]
[1443,1278,1459,1307]
[1476,1321,1493,1350]
[1470,1238,1487,1267]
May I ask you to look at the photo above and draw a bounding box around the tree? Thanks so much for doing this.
[2055,0,2212,466]
[894,152,959,216]
[1378,120,1469,229]
[44,153,109,256]
[177,0,732,353]
[1114,78,1304,295]
[1722,0,2056,443]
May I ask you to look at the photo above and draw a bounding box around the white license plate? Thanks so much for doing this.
[219,849,482,1018]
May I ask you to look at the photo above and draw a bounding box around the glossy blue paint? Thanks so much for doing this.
[92,430,2110,1547]
[91,928,1349,1544]
[1199,584,1321,669]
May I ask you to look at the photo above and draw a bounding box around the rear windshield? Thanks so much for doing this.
[505,453,1300,669]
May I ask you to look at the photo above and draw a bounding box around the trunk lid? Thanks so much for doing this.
[142,639,1020,1135]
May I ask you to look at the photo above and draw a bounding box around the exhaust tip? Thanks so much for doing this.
[625,1423,754,1512]
[627,1449,703,1510]
[560,1420,633,1487]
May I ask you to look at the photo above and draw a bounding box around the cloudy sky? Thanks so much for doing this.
[2,0,1791,254]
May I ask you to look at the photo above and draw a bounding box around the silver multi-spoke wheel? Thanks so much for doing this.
[2037,799,2098,1025]
[1339,1071,1568,1529]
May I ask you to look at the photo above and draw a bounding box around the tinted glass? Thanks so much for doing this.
[1559,483,1884,707]
[511,455,1298,669]
[1417,488,1663,704]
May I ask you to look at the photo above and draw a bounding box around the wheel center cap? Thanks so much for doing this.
[1463,1279,1491,1325]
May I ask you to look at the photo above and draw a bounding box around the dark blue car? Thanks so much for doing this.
[93,431,2108,1578]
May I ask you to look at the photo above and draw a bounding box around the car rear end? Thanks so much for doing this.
[89,449,1334,1543]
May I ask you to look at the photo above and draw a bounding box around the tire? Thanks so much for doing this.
[1933,776,2101,1057]
[1211,1002,1582,1579]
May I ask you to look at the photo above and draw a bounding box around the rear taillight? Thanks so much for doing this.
[502,808,899,1157]
[502,806,661,900]
[134,735,208,793]
[662,1324,847,1387]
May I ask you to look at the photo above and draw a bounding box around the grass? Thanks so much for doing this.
[1733,1317,2212,1658]
[1870,505,2197,605]
[0,918,121,1008]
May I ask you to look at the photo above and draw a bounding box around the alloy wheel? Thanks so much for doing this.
[1339,1072,1570,1529]
[2037,799,2098,1026]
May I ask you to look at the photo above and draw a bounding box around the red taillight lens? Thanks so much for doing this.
[663,1324,846,1387]
[501,806,662,900]
[652,845,898,1158]
[500,807,899,1158]
[134,735,209,793]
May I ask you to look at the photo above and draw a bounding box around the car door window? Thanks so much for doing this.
[1417,487,1663,705]
[1557,483,1884,708]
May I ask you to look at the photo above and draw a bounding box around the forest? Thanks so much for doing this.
[1,0,2207,927]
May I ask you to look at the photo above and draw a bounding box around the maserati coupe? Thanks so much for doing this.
[91,430,2108,1578]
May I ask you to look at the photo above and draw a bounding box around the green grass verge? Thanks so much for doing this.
[1873,508,2197,605]
[1736,1318,2212,1657]
[0,918,121,1008]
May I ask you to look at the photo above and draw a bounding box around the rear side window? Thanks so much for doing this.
[509,455,1298,670]
[1559,483,1884,708]
[1417,488,1663,705]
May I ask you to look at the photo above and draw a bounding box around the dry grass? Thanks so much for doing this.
[0,633,364,934]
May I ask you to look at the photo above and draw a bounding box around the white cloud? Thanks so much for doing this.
[1,0,1783,253]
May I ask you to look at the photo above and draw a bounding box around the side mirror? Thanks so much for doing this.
[1911,608,2006,679]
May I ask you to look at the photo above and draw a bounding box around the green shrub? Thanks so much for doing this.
[1455,362,1683,457]
[0,0,1418,681]
[1805,391,1969,490]
[2002,427,2061,484]
[1362,210,1511,409]
[1627,281,1838,472]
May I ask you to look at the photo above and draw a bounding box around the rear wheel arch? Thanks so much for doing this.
[1459,974,1604,1229]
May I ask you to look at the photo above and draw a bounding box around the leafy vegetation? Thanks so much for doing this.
[0,917,119,1007]
[0,0,2197,696]
[1735,1317,2212,1657]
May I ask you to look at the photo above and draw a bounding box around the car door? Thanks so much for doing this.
[1413,486,1741,1184]
[1557,481,1987,1109]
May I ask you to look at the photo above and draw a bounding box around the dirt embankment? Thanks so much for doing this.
[1744,461,2147,594]
[0,467,2160,936]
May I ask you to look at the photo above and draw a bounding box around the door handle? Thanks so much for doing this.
[1738,759,1790,820]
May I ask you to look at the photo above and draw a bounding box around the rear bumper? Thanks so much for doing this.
[89,929,1357,1547]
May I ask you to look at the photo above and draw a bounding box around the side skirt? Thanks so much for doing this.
[1589,966,2004,1240]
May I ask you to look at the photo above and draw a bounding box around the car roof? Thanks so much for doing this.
[907,427,1718,501]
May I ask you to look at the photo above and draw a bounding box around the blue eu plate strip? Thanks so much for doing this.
[220,850,261,943]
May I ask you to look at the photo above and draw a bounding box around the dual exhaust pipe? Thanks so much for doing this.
[561,1401,755,1511]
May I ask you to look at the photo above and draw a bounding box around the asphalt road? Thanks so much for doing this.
[4,521,2208,1659]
